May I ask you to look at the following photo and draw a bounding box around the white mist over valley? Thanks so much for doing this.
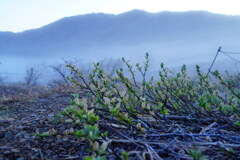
[1,10,240,82]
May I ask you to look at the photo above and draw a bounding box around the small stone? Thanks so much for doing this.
[35,128,39,133]
[3,150,10,155]
[43,144,50,150]
[0,146,11,150]
[32,121,38,124]
[56,135,62,139]
[38,109,46,112]
[17,126,24,130]
[19,138,27,143]
[23,133,31,139]
[48,113,54,117]
[10,148,20,153]
[32,148,39,152]
[63,136,69,141]
[33,152,40,158]
[15,131,26,138]
[56,139,63,145]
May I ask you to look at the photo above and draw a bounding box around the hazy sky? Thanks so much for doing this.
[1,0,240,32]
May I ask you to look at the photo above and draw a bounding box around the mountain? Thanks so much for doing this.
[1,9,240,78]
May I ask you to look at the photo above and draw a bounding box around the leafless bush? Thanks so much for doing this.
[49,64,69,88]
[99,58,123,76]
[24,66,42,86]
[48,58,123,91]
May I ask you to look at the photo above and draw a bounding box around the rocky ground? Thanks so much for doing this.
[0,92,87,160]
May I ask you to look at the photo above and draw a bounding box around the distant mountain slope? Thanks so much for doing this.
[1,10,240,59]
[0,10,240,71]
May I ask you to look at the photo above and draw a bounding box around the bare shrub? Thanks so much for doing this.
[24,66,42,86]
[99,58,123,76]
[48,58,123,93]
[49,64,69,87]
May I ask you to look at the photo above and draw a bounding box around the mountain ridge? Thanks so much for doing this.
[2,10,239,34]
[1,10,240,64]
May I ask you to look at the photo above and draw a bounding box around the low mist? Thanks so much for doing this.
[1,10,240,83]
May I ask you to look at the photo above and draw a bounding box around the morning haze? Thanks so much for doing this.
[1,9,240,82]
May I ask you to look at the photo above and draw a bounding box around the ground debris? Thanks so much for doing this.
[0,91,240,160]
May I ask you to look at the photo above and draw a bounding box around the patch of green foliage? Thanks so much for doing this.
[59,53,240,159]
[189,149,207,160]
[121,150,129,160]
[61,94,108,159]
[34,132,50,138]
